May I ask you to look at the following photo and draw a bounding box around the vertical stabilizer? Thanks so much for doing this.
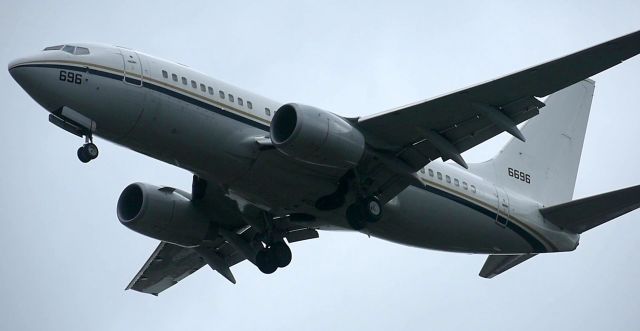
[469,80,594,206]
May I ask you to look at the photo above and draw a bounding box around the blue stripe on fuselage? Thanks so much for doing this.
[13,63,271,132]
[415,183,548,252]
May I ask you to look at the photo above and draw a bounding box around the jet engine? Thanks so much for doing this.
[270,103,365,168]
[117,183,211,247]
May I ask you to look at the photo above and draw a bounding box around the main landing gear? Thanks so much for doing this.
[253,212,293,274]
[346,196,383,230]
[255,241,292,274]
[315,169,384,230]
[77,135,99,163]
[189,176,292,274]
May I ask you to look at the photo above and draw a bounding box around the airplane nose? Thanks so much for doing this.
[8,56,56,112]
[8,58,21,77]
[8,56,29,74]
[8,58,33,90]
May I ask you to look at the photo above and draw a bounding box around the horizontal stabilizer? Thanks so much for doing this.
[479,254,537,279]
[539,185,640,234]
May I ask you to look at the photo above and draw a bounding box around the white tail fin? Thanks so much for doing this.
[469,80,595,206]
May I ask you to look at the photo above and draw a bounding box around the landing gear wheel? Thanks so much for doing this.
[270,242,292,268]
[256,249,277,274]
[77,147,91,163]
[346,196,382,230]
[84,143,99,160]
[346,203,366,230]
[77,141,98,163]
[362,196,382,223]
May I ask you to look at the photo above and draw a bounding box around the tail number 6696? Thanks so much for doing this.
[508,167,531,184]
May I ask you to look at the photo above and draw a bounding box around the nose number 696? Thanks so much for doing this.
[59,70,83,85]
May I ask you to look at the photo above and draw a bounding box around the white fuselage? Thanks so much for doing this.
[9,43,579,255]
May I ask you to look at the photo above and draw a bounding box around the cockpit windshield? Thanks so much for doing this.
[43,44,90,55]
[43,45,63,51]
[75,47,90,55]
[62,45,75,54]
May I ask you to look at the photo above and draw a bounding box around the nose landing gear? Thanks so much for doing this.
[77,135,99,163]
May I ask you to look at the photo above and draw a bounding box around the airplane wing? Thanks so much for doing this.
[354,30,640,202]
[125,242,205,295]
[479,254,537,279]
[125,235,249,295]
[127,223,319,295]
[125,177,322,295]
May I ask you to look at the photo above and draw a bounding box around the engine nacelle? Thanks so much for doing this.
[117,183,211,247]
[270,103,365,168]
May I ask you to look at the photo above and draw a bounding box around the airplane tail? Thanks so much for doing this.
[468,80,595,207]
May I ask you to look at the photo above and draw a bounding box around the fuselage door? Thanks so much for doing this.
[495,187,510,228]
[119,48,143,86]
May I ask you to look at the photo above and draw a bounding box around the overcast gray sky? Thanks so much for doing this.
[2,1,640,330]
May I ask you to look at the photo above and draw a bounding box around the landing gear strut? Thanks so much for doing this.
[192,175,208,200]
[77,135,98,163]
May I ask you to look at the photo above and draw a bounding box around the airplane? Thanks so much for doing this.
[8,31,640,295]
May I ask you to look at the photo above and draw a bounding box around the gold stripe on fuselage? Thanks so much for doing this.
[18,59,271,126]
[420,178,557,251]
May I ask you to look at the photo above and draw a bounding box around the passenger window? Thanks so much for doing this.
[219,91,225,99]
[208,87,214,95]
[470,185,476,193]
[247,101,253,109]
[172,73,178,82]
[446,175,451,183]
[238,97,243,106]
[191,80,197,89]
[428,169,434,177]
[229,94,235,102]
[437,172,442,180]
[75,47,90,55]
[200,83,206,92]
[265,108,271,116]
[463,182,468,190]
[62,45,75,54]
[162,70,168,79]
[454,178,459,186]
[182,77,187,85]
